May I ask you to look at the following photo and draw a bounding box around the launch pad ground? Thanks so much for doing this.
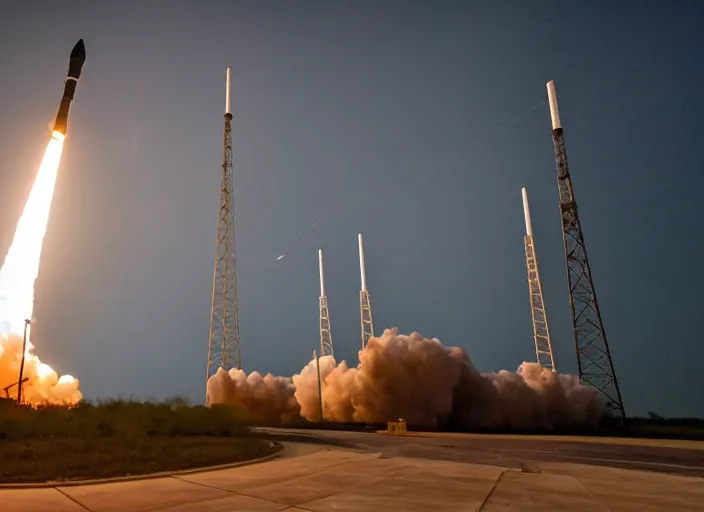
[2,429,703,511]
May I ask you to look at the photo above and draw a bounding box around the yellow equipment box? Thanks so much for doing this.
[387,418,407,435]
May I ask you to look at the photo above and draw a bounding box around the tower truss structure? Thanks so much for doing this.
[521,187,557,371]
[546,80,625,420]
[206,67,241,402]
[318,249,334,357]
[357,233,374,349]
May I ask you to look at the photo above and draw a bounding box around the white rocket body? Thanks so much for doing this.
[225,66,232,115]
[546,80,562,130]
[358,233,367,292]
[521,187,534,236]
[318,249,325,297]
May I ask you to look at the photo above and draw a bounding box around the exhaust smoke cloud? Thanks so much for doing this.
[206,368,300,423]
[208,328,605,430]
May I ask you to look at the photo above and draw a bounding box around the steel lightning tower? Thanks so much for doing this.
[206,67,241,400]
[521,187,557,371]
[358,233,375,349]
[318,249,334,357]
[547,80,626,420]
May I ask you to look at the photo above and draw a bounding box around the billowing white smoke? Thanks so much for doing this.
[292,354,338,422]
[0,333,83,406]
[206,367,300,423]
[207,328,605,430]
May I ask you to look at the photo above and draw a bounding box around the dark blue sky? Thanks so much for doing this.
[0,1,702,417]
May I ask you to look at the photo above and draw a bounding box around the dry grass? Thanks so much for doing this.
[0,436,277,483]
[0,398,279,483]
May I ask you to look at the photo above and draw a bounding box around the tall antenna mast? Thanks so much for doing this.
[318,249,334,357]
[206,67,241,403]
[547,80,625,420]
[522,187,557,371]
[358,233,374,349]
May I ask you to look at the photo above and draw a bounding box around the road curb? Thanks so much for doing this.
[0,440,284,489]
[374,430,704,450]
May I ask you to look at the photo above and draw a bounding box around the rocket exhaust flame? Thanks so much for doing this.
[0,137,64,338]
[0,136,82,406]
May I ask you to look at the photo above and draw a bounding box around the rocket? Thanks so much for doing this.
[52,39,86,138]
[358,233,368,293]
[521,187,534,237]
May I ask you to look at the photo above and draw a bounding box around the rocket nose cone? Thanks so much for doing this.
[70,39,86,63]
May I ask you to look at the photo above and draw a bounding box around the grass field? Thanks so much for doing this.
[0,398,280,484]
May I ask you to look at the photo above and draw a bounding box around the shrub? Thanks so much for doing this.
[0,398,249,440]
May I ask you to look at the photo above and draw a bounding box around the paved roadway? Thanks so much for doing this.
[257,427,704,477]
[3,430,704,510]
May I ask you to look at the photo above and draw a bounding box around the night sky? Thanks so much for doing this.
[0,1,702,417]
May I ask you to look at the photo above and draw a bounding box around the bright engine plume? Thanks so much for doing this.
[0,135,63,338]
[0,133,82,406]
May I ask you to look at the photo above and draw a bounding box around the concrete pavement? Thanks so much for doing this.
[376,430,704,451]
[2,442,704,511]
[263,428,704,477]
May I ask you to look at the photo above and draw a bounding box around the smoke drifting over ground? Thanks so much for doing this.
[208,328,605,430]
[0,333,82,406]
[206,368,300,423]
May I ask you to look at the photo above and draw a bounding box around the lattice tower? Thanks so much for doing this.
[318,249,334,357]
[546,80,625,420]
[357,233,374,349]
[521,187,557,371]
[206,67,241,403]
